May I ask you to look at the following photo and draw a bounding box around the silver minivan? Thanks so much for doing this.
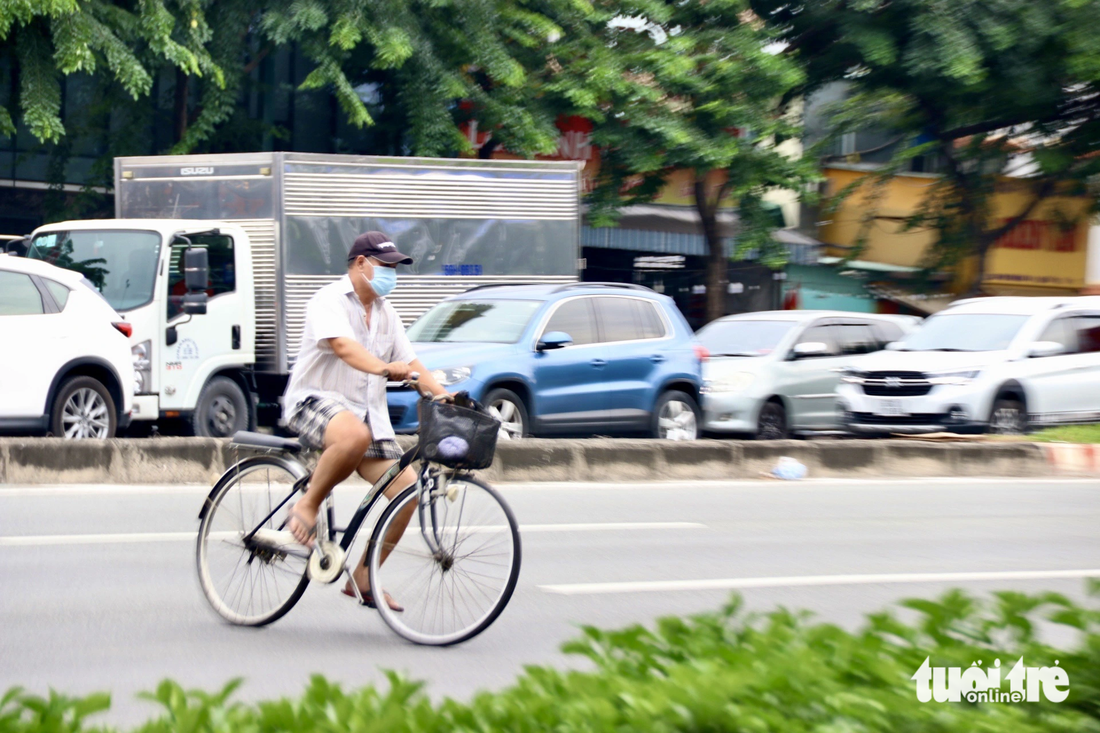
[697,310,920,439]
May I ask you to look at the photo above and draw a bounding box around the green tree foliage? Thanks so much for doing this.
[1,1,584,159]
[544,0,816,323]
[0,0,220,144]
[2,587,1099,732]
[753,0,1100,293]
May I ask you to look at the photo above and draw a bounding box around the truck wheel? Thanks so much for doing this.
[51,376,117,439]
[193,377,252,438]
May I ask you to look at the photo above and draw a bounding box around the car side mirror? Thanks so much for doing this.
[184,247,209,292]
[537,331,573,351]
[1027,340,1064,358]
[791,341,828,359]
[182,291,208,315]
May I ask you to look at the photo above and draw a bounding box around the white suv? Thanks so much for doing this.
[0,254,134,438]
[838,296,1100,435]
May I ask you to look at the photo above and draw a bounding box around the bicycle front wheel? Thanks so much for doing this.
[196,456,310,626]
[368,475,521,645]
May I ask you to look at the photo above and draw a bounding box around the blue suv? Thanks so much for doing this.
[388,283,704,439]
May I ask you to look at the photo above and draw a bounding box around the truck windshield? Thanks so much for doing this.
[407,299,542,343]
[28,230,161,312]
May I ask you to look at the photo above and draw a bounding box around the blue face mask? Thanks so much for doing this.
[362,264,397,297]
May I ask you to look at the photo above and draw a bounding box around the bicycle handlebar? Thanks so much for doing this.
[380,370,447,400]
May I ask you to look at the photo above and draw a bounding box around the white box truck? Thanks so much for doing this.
[25,152,582,435]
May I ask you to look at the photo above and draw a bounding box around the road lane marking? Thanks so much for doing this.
[2,477,1099,496]
[0,521,705,547]
[0,531,198,546]
[539,569,1100,595]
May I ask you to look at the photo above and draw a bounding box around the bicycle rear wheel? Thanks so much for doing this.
[368,475,521,645]
[196,456,310,626]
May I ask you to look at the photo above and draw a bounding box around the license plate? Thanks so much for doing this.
[878,399,906,417]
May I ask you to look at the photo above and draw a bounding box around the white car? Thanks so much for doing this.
[698,310,920,438]
[0,254,134,438]
[838,296,1100,435]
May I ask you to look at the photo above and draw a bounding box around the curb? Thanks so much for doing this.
[1041,443,1100,475]
[0,436,1088,485]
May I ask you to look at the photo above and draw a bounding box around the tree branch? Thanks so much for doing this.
[981,177,1057,245]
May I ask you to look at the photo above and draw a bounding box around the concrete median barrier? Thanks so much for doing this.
[0,436,1074,485]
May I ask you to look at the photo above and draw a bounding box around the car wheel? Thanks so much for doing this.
[652,390,700,440]
[192,376,252,438]
[484,388,528,440]
[51,376,117,439]
[988,397,1027,435]
[756,400,788,440]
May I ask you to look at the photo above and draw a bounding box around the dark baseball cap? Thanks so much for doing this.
[347,231,413,265]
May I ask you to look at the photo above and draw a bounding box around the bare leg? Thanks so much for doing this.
[287,412,372,546]
[348,457,417,608]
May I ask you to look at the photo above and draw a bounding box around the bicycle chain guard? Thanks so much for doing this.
[308,540,346,584]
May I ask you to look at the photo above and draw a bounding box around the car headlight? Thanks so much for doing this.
[431,366,472,386]
[840,369,867,384]
[132,340,152,394]
[703,372,755,394]
[927,370,980,386]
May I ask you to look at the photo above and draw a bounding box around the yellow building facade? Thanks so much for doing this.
[818,166,1095,296]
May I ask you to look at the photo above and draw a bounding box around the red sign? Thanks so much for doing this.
[994,220,1076,253]
[460,115,595,162]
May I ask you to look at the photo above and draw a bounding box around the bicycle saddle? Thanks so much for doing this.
[230,431,302,453]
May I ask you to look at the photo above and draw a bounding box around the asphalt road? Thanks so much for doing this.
[2,477,1099,726]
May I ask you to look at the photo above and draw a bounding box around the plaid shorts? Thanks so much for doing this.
[287,396,403,460]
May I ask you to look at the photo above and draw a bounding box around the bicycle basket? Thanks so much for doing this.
[417,398,501,469]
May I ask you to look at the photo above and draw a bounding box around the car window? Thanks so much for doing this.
[0,271,45,315]
[834,322,878,355]
[594,297,664,342]
[407,299,542,343]
[43,279,71,310]
[1076,315,1100,354]
[636,300,667,339]
[543,298,597,346]
[1038,317,1079,354]
[795,324,839,357]
[899,313,1028,352]
[872,320,905,346]
[696,319,798,356]
[168,234,235,319]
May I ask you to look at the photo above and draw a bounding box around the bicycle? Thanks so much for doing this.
[194,376,521,646]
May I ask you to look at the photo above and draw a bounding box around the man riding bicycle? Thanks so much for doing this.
[282,231,449,611]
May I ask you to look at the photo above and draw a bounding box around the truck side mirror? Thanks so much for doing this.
[182,291,208,315]
[184,248,209,292]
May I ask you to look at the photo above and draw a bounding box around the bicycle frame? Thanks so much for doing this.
[241,437,451,569]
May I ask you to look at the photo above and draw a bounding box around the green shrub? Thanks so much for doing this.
[1031,424,1100,444]
[4,585,1100,732]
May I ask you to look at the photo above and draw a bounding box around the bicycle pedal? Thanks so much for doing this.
[307,541,346,584]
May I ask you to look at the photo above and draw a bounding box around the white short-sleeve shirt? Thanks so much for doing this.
[282,275,416,440]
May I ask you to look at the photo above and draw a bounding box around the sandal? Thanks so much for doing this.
[341,581,404,613]
[284,507,317,548]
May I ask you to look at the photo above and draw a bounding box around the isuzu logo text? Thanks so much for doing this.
[180,167,215,176]
[912,657,1069,703]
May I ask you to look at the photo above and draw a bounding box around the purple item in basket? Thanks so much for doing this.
[436,436,470,462]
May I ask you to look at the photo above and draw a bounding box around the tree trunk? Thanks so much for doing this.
[694,175,727,324]
[478,138,500,159]
[174,68,190,144]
